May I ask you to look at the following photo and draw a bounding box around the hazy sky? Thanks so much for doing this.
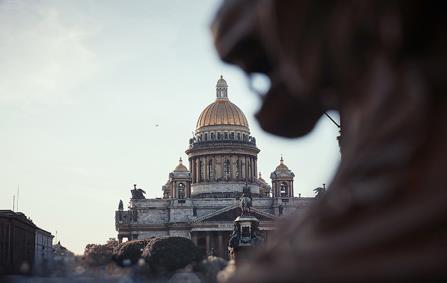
[0,0,340,254]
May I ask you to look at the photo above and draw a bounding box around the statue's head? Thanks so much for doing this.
[211,1,445,137]
[211,1,338,138]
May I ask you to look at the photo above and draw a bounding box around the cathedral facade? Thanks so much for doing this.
[115,76,315,258]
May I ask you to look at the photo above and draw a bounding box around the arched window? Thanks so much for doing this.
[224,159,231,180]
[224,132,228,139]
[280,182,288,197]
[208,160,213,180]
[204,133,208,141]
[211,133,215,140]
[178,183,185,199]
[217,132,222,140]
[237,133,241,140]
[230,132,234,140]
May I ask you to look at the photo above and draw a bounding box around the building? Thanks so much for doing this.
[0,210,37,275]
[34,228,54,275]
[115,77,315,258]
[0,210,54,276]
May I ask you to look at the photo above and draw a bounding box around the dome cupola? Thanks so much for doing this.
[196,76,249,133]
[271,156,295,198]
[216,75,228,99]
[174,158,188,172]
[163,158,191,199]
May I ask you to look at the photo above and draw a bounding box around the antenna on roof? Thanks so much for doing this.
[12,195,15,212]
[16,185,19,212]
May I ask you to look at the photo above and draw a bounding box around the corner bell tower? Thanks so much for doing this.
[270,156,295,198]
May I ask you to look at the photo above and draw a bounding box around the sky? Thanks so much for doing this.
[0,0,340,254]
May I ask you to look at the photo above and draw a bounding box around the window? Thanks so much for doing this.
[280,182,288,197]
[193,207,197,216]
[237,133,241,140]
[230,132,234,139]
[132,210,138,222]
[211,133,215,140]
[204,133,208,141]
[224,159,231,180]
[224,132,228,139]
[178,183,185,199]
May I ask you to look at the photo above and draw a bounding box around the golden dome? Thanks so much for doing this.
[196,76,249,130]
[196,100,249,129]
[174,158,188,172]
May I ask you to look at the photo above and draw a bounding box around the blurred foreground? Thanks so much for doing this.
[2,237,232,283]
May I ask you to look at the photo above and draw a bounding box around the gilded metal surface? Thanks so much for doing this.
[196,99,249,130]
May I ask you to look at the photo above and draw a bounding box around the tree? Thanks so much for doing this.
[313,184,327,199]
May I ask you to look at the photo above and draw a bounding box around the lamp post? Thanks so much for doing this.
[324,112,342,155]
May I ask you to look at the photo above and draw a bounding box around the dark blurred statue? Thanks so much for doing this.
[240,193,252,216]
[130,184,146,200]
[211,1,446,282]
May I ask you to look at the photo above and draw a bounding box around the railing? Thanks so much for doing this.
[188,137,257,150]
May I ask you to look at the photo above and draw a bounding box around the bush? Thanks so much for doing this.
[142,236,203,274]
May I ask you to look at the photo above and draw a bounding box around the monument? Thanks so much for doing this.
[228,194,263,262]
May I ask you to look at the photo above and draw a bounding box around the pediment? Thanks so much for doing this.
[192,204,277,223]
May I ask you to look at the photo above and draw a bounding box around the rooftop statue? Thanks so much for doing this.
[212,0,447,282]
[130,184,146,200]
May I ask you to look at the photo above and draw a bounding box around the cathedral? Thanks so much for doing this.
[115,76,315,258]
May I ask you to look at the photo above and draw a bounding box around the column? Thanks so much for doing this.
[195,158,199,183]
[254,158,257,179]
[217,232,223,257]
[221,155,225,179]
[173,181,176,198]
[250,157,253,181]
[245,156,248,181]
[205,156,208,181]
[191,233,198,246]
[205,232,211,255]
[189,159,193,184]
[187,183,191,198]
